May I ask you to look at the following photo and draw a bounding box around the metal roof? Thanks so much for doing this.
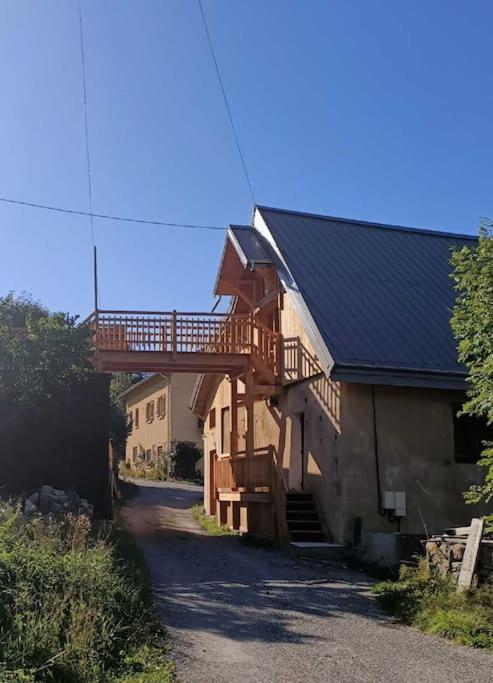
[255,206,478,389]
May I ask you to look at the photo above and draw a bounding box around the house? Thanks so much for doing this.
[121,373,204,474]
[190,206,490,564]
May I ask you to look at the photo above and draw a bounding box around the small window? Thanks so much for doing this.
[146,401,155,423]
[135,408,140,429]
[209,408,216,429]
[221,406,231,454]
[157,445,163,459]
[127,412,133,433]
[146,449,152,462]
[453,403,493,464]
[132,446,137,460]
[157,395,166,419]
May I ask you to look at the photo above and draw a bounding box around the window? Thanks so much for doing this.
[146,401,155,423]
[132,446,137,460]
[157,445,163,459]
[221,406,231,454]
[157,395,166,419]
[453,403,493,463]
[197,417,204,432]
[135,408,139,429]
[146,449,152,462]
[127,411,133,433]
[209,407,216,429]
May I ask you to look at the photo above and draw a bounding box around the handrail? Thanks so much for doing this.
[270,447,289,539]
[86,309,280,377]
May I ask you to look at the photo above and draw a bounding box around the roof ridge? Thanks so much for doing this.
[256,205,478,241]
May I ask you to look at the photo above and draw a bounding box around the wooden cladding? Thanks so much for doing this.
[86,310,279,377]
[214,446,273,491]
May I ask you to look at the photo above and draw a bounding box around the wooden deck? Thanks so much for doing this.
[86,309,279,380]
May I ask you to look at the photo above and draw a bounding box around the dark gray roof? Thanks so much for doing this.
[256,206,477,389]
[229,225,272,265]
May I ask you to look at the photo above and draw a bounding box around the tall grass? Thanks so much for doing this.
[0,504,174,682]
[373,559,493,650]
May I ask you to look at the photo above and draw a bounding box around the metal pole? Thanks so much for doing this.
[93,245,99,311]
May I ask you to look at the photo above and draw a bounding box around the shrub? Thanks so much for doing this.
[373,559,493,650]
[165,441,202,480]
[0,504,174,681]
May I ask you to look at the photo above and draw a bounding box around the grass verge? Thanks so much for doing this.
[191,504,234,536]
[0,503,175,682]
[373,559,493,651]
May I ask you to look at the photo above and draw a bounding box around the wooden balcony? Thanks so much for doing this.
[86,310,279,379]
[215,446,273,494]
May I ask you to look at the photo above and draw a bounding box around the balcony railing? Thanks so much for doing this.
[215,446,273,491]
[86,310,279,374]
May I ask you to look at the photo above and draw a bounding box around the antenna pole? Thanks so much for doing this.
[93,245,99,311]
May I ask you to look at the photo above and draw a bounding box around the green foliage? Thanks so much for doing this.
[373,559,493,650]
[450,221,493,527]
[0,292,92,412]
[191,504,234,536]
[0,504,174,682]
[165,440,202,480]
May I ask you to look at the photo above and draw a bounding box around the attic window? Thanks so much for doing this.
[209,408,216,429]
[452,403,493,464]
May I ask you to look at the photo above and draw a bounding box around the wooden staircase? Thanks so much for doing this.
[286,492,326,542]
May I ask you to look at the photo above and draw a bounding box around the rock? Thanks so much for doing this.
[24,498,38,514]
[450,543,465,561]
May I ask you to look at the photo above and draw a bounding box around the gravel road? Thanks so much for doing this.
[121,479,492,683]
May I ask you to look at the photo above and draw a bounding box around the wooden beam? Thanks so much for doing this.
[230,378,238,456]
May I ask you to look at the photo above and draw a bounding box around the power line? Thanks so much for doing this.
[197,0,256,205]
[78,0,95,246]
[0,196,225,230]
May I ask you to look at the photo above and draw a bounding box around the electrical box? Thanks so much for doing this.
[383,490,407,517]
[394,491,406,517]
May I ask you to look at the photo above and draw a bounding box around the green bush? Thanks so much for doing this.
[373,559,493,650]
[0,504,174,682]
[191,504,234,536]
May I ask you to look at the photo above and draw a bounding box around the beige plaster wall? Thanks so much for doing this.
[125,375,169,464]
[340,383,486,545]
[126,373,203,472]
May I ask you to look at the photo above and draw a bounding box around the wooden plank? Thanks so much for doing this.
[457,517,484,591]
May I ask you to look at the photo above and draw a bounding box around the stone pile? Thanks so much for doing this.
[426,533,493,584]
[23,485,94,517]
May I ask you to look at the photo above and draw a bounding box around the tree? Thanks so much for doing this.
[0,292,92,416]
[450,220,493,527]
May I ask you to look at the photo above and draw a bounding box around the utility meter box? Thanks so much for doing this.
[383,491,407,517]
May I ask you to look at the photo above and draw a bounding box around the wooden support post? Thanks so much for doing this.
[230,378,238,457]
[245,370,255,489]
[171,310,177,359]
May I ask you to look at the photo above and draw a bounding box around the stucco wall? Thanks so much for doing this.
[340,383,486,557]
[125,373,203,472]
[126,375,170,464]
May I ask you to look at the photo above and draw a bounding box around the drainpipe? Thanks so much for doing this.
[371,385,386,516]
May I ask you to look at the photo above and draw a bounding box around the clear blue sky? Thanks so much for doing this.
[0,0,491,316]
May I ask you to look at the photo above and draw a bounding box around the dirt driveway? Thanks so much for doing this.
[121,479,492,683]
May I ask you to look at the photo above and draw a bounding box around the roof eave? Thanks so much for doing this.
[330,364,469,391]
